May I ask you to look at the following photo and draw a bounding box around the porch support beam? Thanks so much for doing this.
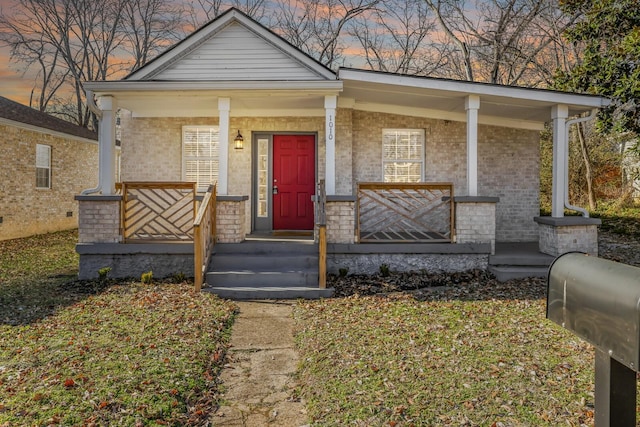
[99,95,117,195]
[465,95,480,197]
[218,97,230,195]
[551,104,569,217]
[325,95,337,195]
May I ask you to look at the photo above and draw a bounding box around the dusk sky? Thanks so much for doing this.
[0,0,30,103]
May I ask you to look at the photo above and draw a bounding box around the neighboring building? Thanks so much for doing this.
[0,96,98,241]
[77,8,609,294]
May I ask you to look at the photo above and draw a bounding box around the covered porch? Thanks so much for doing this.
[75,10,610,293]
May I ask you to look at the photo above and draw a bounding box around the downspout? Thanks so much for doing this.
[564,109,598,217]
[81,90,104,195]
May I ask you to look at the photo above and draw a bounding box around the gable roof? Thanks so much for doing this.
[0,96,97,141]
[126,8,336,82]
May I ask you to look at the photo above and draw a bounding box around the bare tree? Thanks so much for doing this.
[424,0,475,80]
[423,0,577,87]
[121,0,185,72]
[350,0,448,75]
[0,0,184,126]
[187,0,270,29]
[272,0,381,69]
[0,25,69,111]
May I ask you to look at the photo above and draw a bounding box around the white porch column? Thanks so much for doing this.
[551,104,569,217]
[218,97,230,195]
[465,95,480,197]
[98,96,117,195]
[325,95,337,195]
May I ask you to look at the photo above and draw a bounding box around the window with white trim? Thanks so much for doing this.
[382,129,425,182]
[182,126,219,192]
[36,144,51,189]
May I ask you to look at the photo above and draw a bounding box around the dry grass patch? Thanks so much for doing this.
[0,230,237,425]
[294,280,600,426]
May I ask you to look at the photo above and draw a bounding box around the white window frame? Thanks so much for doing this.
[36,144,51,189]
[182,126,220,193]
[382,128,425,183]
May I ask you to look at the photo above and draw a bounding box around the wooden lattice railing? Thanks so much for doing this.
[357,182,454,243]
[119,182,197,243]
[194,184,217,292]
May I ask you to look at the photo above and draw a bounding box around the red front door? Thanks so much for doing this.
[273,135,315,230]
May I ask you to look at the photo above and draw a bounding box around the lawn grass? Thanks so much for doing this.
[294,280,599,426]
[0,230,237,425]
[592,203,640,236]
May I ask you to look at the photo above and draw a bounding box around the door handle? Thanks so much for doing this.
[273,186,279,195]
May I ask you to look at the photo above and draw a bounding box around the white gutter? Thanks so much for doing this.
[564,109,598,217]
[81,90,104,195]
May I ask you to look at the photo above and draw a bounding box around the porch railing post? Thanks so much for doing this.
[316,180,327,289]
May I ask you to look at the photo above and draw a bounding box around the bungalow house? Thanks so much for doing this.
[0,96,98,241]
[76,8,608,298]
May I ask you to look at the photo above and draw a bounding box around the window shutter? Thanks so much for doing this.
[182,127,220,192]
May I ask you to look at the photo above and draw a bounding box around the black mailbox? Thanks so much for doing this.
[547,252,640,427]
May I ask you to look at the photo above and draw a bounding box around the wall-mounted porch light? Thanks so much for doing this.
[234,130,244,150]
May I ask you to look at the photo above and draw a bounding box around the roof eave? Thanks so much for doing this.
[338,68,611,110]
[85,80,344,95]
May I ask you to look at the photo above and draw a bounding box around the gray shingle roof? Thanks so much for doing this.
[0,96,97,141]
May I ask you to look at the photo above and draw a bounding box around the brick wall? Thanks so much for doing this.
[351,111,540,242]
[120,110,540,242]
[0,123,98,241]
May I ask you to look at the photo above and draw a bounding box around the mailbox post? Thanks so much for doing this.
[547,252,640,427]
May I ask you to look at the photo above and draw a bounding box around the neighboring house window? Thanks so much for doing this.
[36,144,51,189]
[182,126,219,192]
[382,129,425,182]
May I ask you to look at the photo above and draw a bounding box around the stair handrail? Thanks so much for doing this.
[193,183,217,291]
[316,180,327,289]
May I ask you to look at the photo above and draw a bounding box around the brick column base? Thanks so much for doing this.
[75,195,122,243]
[535,216,601,257]
[216,196,248,243]
[325,196,356,244]
[455,196,499,254]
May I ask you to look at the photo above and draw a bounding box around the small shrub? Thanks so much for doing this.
[338,267,349,278]
[379,264,390,277]
[141,271,153,284]
[98,267,111,281]
[171,272,186,283]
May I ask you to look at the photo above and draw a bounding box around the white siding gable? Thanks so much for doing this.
[150,23,324,81]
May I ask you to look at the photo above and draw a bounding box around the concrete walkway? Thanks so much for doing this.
[212,301,309,426]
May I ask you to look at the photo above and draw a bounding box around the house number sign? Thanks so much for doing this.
[328,115,334,141]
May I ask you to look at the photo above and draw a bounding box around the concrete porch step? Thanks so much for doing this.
[210,254,317,271]
[206,239,328,299]
[489,242,554,282]
[206,270,319,287]
[488,265,550,282]
[204,286,334,300]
